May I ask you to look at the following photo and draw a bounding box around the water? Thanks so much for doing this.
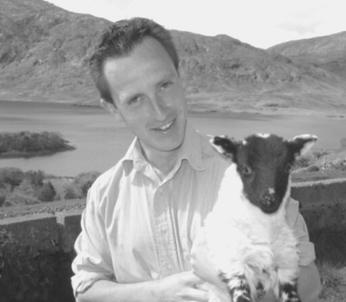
[0,101,345,176]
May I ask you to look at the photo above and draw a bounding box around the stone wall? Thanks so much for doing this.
[0,179,345,302]
[0,211,82,302]
[291,178,346,264]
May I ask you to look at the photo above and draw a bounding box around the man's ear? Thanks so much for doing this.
[288,134,318,157]
[100,98,124,123]
[210,136,238,159]
[100,98,117,114]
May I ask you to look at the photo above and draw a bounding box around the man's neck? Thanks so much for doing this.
[139,143,181,178]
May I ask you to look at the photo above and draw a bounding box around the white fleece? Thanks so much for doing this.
[198,163,299,301]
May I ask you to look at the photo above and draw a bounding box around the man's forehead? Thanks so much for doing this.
[103,37,175,76]
[102,39,177,101]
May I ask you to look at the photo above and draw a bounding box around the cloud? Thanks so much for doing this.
[46,0,346,48]
[278,21,321,36]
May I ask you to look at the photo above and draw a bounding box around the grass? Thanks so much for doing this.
[310,227,346,301]
[318,263,346,301]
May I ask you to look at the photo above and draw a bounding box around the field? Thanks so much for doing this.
[319,263,346,301]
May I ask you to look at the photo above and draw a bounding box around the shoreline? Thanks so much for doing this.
[1,99,346,118]
[0,146,75,159]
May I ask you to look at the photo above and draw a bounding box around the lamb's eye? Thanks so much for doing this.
[240,165,253,176]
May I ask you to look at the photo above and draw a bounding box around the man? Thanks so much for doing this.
[71,17,321,302]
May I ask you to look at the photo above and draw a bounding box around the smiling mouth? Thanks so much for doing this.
[153,119,175,132]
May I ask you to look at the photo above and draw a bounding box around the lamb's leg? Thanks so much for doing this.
[219,272,251,302]
[279,282,300,302]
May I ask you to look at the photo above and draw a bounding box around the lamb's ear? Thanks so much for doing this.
[210,135,238,158]
[288,134,318,157]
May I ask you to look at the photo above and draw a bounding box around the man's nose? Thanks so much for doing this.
[151,94,168,121]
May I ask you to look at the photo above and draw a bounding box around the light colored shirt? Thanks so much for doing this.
[71,124,316,296]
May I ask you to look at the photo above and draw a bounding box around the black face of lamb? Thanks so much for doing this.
[235,135,296,213]
[213,135,297,214]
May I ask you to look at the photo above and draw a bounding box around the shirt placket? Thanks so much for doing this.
[152,183,179,277]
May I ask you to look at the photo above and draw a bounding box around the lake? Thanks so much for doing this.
[0,101,345,176]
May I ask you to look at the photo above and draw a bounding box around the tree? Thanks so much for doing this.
[74,171,100,197]
[37,182,56,202]
[0,192,6,207]
[63,183,82,200]
[0,167,24,188]
[24,170,45,187]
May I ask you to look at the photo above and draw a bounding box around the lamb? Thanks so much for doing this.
[193,133,317,302]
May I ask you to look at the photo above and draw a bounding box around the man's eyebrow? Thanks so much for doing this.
[156,71,178,84]
[119,92,141,104]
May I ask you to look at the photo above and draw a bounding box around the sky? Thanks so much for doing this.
[46,0,346,48]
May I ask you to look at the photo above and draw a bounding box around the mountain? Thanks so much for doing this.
[0,0,109,104]
[171,31,345,111]
[0,0,345,112]
[268,31,346,80]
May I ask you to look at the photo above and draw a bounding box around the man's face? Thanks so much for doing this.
[103,37,187,154]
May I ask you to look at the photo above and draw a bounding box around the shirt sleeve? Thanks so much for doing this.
[286,198,316,266]
[71,183,115,297]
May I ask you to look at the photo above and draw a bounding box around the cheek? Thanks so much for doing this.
[118,108,151,131]
[165,84,186,110]
[241,177,257,199]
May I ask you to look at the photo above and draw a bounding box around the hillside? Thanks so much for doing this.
[1,0,346,112]
[268,31,346,80]
[0,0,109,104]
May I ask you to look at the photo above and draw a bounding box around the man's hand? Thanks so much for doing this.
[156,271,209,302]
[190,233,231,302]
[190,231,224,288]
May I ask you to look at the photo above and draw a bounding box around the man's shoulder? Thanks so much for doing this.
[197,130,230,170]
[286,197,301,227]
[89,160,126,197]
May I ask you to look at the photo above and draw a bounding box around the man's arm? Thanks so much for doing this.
[72,185,209,302]
[297,262,321,302]
[256,263,321,302]
[76,271,209,302]
[287,198,322,301]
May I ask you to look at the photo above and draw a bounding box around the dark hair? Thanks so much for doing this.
[89,17,179,104]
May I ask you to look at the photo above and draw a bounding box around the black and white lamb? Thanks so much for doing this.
[194,133,317,302]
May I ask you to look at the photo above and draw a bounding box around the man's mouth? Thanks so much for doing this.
[153,119,175,132]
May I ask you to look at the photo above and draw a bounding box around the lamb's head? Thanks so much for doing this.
[211,133,317,214]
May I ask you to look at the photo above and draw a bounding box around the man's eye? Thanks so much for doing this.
[160,81,173,90]
[127,95,143,106]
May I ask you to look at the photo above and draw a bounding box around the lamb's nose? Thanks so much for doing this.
[261,189,276,206]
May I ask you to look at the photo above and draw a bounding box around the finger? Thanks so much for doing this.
[181,271,204,286]
[179,288,209,302]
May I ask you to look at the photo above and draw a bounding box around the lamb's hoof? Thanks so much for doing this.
[281,290,301,302]
[232,290,251,302]
[280,283,301,302]
[281,292,301,302]
[220,273,252,302]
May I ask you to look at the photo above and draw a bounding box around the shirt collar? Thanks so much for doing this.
[121,122,206,175]
[176,122,206,171]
